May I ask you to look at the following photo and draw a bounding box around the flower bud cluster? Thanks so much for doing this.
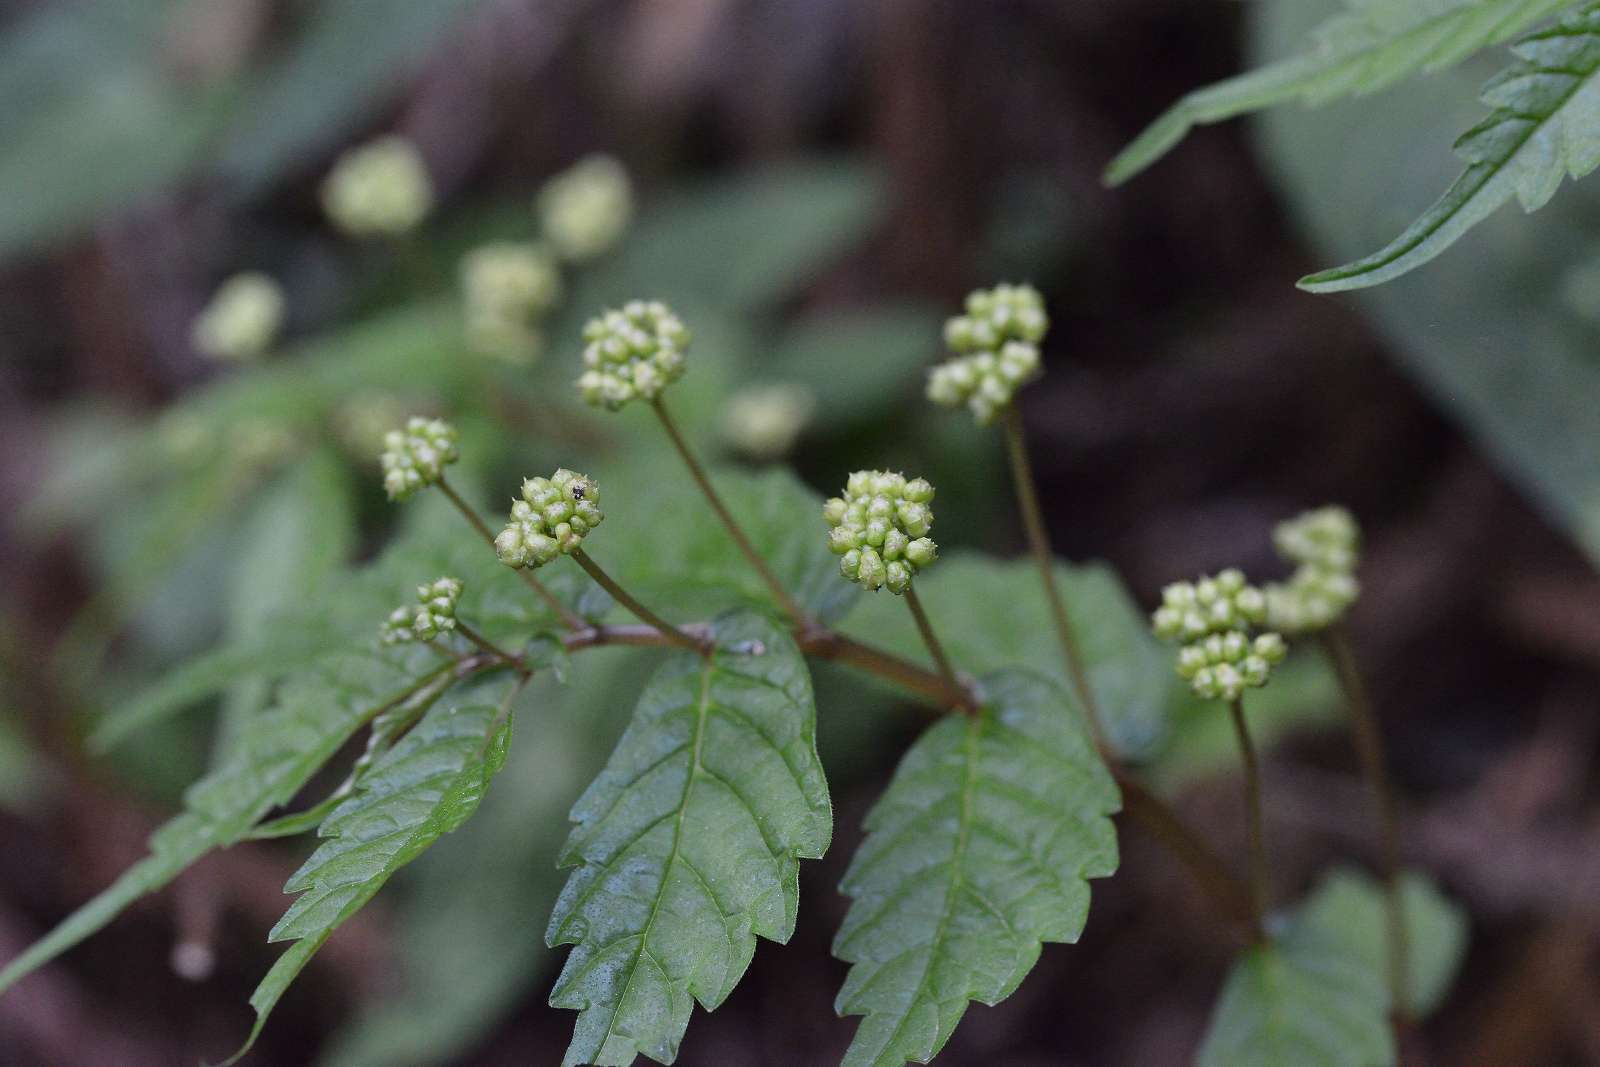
[321,136,434,238]
[1264,506,1360,633]
[824,471,937,595]
[575,301,690,409]
[721,382,817,461]
[192,273,285,363]
[379,417,460,502]
[380,577,463,644]
[460,242,562,366]
[495,469,604,569]
[927,283,1048,424]
[537,154,633,263]
[1151,569,1287,701]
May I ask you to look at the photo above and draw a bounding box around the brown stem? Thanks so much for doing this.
[454,621,523,674]
[903,586,962,702]
[651,397,810,623]
[1324,623,1410,1018]
[1001,404,1110,754]
[1228,696,1270,932]
[569,548,708,654]
[436,477,585,631]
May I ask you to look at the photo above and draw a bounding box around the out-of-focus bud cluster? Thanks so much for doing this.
[192,273,285,363]
[380,577,463,644]
[537,154,633,263]
[824,471,938,595]
[721,383,817,461]
[495,469,604,569]
[927,283,1048,425]
[459,242,563,365]
[1151,569,1287,701]
[574,301,689,409]
[321,136,434,238]
[379,417,459,502]
[1265,506,1360,633]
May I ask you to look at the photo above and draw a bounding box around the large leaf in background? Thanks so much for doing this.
[839,552,1170,758]
[316,650,654,1067]
[1197,867,1467,1065]
[0,644,454,995]
[1302,4,1600,291]
[215,0,490,192]
[593,460,861,624]
[231,685,521,1060]
[0,0,229,259]
[757,305,944,430]
[582,159,884,312]
[547,612,831,1067]
[1255,0,1600,568]
[1105,0,1571,186]
[832,670,1119,1067]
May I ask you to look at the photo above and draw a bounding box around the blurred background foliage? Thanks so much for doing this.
[1,0,1597,1064]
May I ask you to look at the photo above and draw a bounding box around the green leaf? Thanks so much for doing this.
[1198,866,1468,1066]
[546,611,831,1067]
[832,670,1119,1067]
[227,685,522,1061]
[0,647,452,995]
[1302,3,1600,291]
[1293,867,1469,1017]
[1105,0,1570,186]
[838,552,1170,758]
[760,305,943,429]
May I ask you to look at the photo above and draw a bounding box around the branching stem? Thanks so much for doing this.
[1324,622,1410,1019]
[651,397,810,624]
[1001,404,1109,754]
[436,477,585,631]
[569,548,709,654]
[903,586,963,707]
[1228,696,1270,936]
[454,621,523,674]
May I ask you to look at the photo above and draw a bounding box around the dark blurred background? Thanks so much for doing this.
[3,0,1600,1064]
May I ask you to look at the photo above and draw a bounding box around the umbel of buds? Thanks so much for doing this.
[380,577,463,645]
[1152,569,1288,701]
[825,470,938,595]
[321,136,434,238]
[575,301,690,409]
[380,417,460,502]
[192,272,285,363]
[927,283,1048,425]
[537,154,633,263]
[460,241,562,365]
[1265,506,1361,633]
[495,469,604,569]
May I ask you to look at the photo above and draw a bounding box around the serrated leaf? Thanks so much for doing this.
[546,611,831,1067]
[832,670,1119,1067]
[1105,0,1570,186]
[839,552,1169,759]
[226,686,521,1061]
[1302,3,1600,291]
[0,647,452,995]
[1198,866,1469,1066]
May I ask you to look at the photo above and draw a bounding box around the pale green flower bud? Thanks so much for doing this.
[379,606,418,645]
[1154,569,1287,700]
[496,468,603,569]
[459,241,561,365]
[1264,505,1362,633]
[192,272,285,363]
[537,154,633,263]
[927,283,1049,424]
[321,136,434,237]
[825,469,938,595]
[412,577,463,641]
[721,382,817,461]
[575,300,690,410]
[379,417,460,502]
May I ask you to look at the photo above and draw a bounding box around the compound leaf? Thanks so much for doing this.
[832,670,1119,1067]
[228,687,522,1060]
[547,611,831,1067]
[1106,0,1570,185]
[1302,3,1600,290]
